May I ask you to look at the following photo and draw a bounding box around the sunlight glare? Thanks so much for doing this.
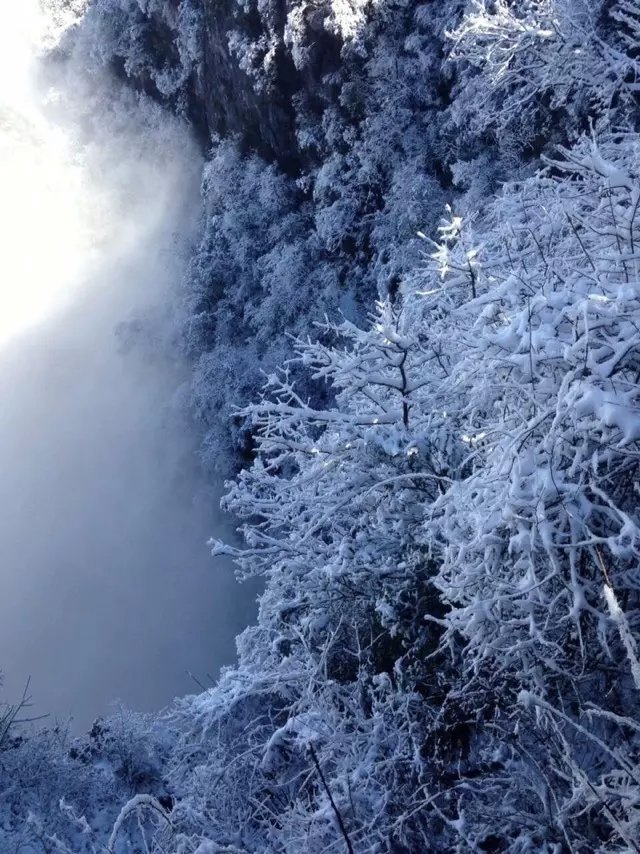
[0,1,90,346]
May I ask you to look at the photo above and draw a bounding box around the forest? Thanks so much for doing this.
[3,0,640,851]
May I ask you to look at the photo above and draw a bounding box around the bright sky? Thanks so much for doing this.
[0,1,89,346]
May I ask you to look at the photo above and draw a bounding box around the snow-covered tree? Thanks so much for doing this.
[9,3,640,851]
[182,128,640,851]
[448,0,640,155]
[0,706,175,853]
[420,130,640,850]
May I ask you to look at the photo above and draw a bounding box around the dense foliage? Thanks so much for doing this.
[4,0,640,851]
[74,0,640,474]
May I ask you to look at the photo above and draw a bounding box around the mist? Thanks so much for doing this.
[0,3,254,730]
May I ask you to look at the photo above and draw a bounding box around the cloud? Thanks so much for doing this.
[0,2,256,731]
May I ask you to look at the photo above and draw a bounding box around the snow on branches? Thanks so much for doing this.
[425,131,640,849]
[207,130,640,850]
[448,0,640,152]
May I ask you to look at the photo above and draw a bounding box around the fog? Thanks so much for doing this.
[0,3,254,730]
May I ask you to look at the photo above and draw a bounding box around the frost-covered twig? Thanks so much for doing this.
[107,794,172,854]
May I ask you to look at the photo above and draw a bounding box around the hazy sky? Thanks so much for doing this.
[0,2,257,731]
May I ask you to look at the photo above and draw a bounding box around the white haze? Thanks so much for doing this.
[0,1,254,730]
